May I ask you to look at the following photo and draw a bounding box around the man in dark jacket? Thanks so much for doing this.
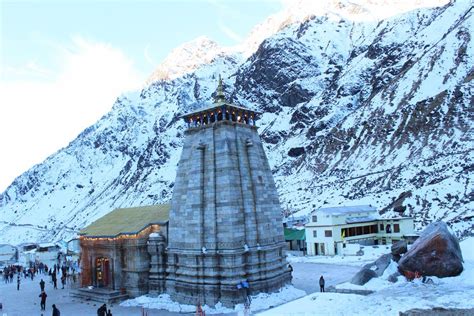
[97,303,107,316]
[319,275,325,292]
[40,279,45,291]
[39,291,47,311]
[52,304,60,316]
[52,273,57,289]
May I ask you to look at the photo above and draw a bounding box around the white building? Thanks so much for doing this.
[18,242,62,266]
[305,205,415,256]
[0,244,17,266]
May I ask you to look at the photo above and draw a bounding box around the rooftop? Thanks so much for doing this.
[181,76,261,123]
[314,205,377,216]
[284,228,306,241]
[345,216,379,224]
[80,204,170,238]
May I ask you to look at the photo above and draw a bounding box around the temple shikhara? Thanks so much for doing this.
[77,77,291,306]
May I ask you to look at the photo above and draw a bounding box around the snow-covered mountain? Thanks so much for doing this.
[0,0,472,244]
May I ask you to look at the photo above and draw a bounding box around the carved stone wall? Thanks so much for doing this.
[147,233,167,294]
[167,120,291,306]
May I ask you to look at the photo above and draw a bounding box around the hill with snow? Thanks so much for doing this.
[0,0,472,244]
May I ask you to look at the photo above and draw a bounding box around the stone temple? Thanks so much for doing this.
[77,78,291,306]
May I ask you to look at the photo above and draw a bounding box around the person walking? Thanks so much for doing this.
[97,303,107,316]
[52,273,57,289]
[40,279,46,291]
[17,274,20,291]
[39,291,48,311]
[106,309,113,316]
[52,303,60,316]
[195,303,205,316]
[319,275,325,292]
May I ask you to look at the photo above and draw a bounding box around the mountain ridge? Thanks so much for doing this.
[0,0,472,244]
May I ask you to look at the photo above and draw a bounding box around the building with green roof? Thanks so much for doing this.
[78,204,169,298]
[80,204,170,238]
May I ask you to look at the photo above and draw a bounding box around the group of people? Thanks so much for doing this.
[45,263,78,290]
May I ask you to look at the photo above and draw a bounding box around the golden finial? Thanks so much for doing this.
[214,74,226,103]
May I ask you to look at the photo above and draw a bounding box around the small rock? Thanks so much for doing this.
[388,271,400,283]
[391,240,408,256]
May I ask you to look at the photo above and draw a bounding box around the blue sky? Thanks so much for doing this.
[0,0,283,191]
[2,0,282,81]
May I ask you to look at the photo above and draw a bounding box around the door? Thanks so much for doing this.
[96,257,110,288]
[320,243,325,255]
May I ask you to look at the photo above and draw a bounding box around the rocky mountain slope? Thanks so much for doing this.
[0,0,472,244]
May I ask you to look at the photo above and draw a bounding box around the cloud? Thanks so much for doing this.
[218,22,244,43]
[0,36,144,192]
[144,43,158,67]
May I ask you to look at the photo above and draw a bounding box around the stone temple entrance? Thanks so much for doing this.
[96,257,110,288]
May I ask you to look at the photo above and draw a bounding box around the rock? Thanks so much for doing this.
[400,307,474,316]
[391,240,408,256]
[398,222,463,278]
[288,147,305,157]
[351,268,377,285]
[388,271,400,283]
[391,240,408,262]
[363,253,392,277]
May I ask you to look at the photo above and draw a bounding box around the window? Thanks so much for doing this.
[386,224,392,233]
[313,230,317,238]
[349,227,355,236]
[372,224,379,233]
[342,228,348,238]
[380,223,384,231]
[312,215,317,222]
[325,230,332,237]
[363,226,370,234]
[394,224,400,233]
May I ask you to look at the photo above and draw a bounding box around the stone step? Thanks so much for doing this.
[70,288,129,304]
[326,285,374,296]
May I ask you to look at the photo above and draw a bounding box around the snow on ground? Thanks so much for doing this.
[259,237,474,315]
[121,285,306,315]
[287,244,393,267]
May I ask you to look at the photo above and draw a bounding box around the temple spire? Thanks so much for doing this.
[214,74,226,104]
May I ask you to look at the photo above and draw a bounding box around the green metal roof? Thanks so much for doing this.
[80,204,170,238]
[284,228,306,241]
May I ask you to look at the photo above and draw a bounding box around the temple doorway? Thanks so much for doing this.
[95,257,110,288]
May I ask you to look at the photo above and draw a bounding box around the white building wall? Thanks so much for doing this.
[305,210,415,256]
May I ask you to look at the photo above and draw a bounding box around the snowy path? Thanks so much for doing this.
[258,238,474,315]
[291,262,360,294]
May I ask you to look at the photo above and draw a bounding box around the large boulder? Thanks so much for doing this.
[398,222,463,278]
[391,240,408,262]
[363,253,392,277]
[351,268,377,285]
